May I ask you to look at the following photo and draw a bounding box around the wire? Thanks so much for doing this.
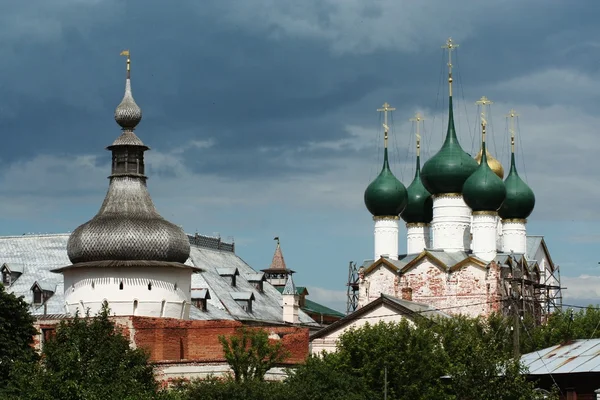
[426,48,446,160]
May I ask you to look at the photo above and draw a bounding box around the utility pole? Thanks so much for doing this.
[512,280,520,358]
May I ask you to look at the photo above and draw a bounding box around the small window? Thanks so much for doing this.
[119,281,123,290]
[133,300,138,315]
[194,299,207,312]
[174,283,178,291]
[2,270,10,286]
[160,300,166,317]
[231,275,237,288]
[91,281,95,289]
[33,288,42,305]
[148,282,152,291]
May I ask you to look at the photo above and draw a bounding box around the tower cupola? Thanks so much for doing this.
[364,103,408,217]
[498,110,535,220]
[463,97,506,212]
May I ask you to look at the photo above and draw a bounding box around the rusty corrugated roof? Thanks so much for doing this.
[521,339,600,375]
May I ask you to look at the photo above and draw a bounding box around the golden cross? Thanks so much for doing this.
[506,109,519,153]
[377,102,396,148]
[475,96,494,127]
[410,112,425,156]
[442,38,459,96]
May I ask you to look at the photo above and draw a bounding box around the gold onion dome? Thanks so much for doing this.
[474,148,504,179]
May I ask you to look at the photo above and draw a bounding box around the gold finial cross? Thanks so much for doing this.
[410,112,425,156]
[442,38,459,96]
[506,109,519,153]
[377,102,396,148]
[120,49,131,78]
[475,96,494,127]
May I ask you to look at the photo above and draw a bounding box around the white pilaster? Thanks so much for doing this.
[501,219,527,254]
[430,194,472,252]
[374,216,399,260]
[496,216,503,251]
[471,212,499,262]
[406,223,430,254]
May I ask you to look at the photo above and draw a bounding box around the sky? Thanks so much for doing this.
[0,0,599,313]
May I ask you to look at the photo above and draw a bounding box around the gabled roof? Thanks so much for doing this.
[191,288,210,300]
[216,267,239,276]
[399,250,469,274]
[363,257,405,275]
[245,273,266,282]
[526,235,555,271]
[311,294,450,340]
[2,263,24,274]
[231,292,256,301]
[31,280,56,293]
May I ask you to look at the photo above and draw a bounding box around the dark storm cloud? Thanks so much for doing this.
[0,0,597,181]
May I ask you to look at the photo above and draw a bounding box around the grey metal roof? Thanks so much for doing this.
[526,236,543,260]
[521,339,600,375]
[32,280,57,292]
[0,233,318,326]
[382,294,451,319]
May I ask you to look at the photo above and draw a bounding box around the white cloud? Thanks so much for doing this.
[562,275,600,302]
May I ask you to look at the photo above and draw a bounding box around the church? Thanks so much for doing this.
[311,38,561,354]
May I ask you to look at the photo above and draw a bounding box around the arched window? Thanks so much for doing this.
[174,283,178,291]
[119,281,123,290]
[91,281,95,289]
[148,282,152,291]
[133,300,138,316]
[160,300,166,317]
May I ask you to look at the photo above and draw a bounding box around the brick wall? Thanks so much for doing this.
[129,317,309,364]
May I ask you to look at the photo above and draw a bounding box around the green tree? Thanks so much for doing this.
[522,306,600,353]
[0,284,38,388]
[8,305,160,400]
[218,327,288,382]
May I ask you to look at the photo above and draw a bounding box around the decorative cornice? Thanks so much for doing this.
[472,210,498,216]
[432,193,462,199]
[502,218,527,224]
[373,215,400,221]
[406,222,430,228]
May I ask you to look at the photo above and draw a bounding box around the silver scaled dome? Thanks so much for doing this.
[67,63,190,265]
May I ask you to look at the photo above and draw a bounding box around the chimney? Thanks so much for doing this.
[401,286,413,302]
[282,275,299,324]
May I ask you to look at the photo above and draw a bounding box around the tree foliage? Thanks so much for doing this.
[5,305,160,400]
[0,284,38,388]
[522,306,600,353]
[218,327,288,382]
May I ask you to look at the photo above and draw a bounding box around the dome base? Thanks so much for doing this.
[406,223,430,255]
[430,194,471,252]
[374,217,399,261]
[501,220,527,254]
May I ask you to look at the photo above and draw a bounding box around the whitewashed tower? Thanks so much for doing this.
[462,97,506,261]
[364,103,408,261]
[499,110,535,254]
[282,274,299,324]
[55,51,194,319]
[400,113,433,254]
[421,38,478,252]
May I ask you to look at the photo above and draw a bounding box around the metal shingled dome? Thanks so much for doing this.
[67,70,190,265]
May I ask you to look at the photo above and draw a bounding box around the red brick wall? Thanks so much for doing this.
[129,317,309,364]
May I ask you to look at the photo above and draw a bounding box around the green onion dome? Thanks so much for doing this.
[421,97,479,195]
[364,148,408,217]
[498,152,535,220]
[401,154,433,223]
[463,140,506,212]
